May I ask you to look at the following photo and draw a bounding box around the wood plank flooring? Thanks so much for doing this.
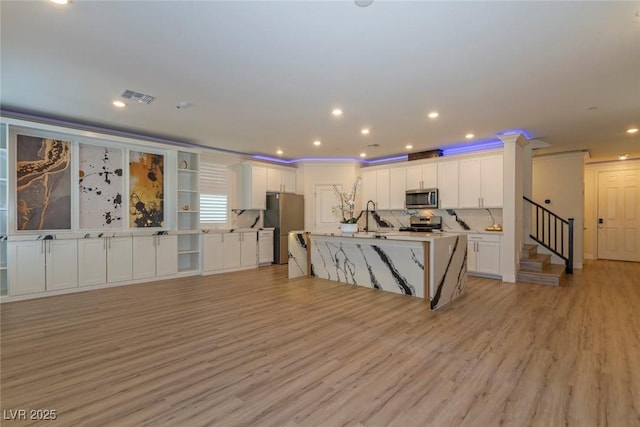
[1,260,639,426]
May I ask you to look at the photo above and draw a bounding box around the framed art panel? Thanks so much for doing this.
[16,135,71,230]
[79,144,124,229]
[129,150,164,228]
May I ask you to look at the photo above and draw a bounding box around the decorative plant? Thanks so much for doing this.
[332,176,364,224]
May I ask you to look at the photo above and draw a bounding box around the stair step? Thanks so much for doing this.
[517,263,567,286]
[521,244,538,258]
[520,253,551,271]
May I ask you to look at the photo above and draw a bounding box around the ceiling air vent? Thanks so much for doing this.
[120,89,155,104]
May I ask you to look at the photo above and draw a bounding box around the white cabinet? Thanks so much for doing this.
[389,168,407,210]
[406,163,438,190]
[237,163,267,209]
[240,231,258,268]
[266,167,296,193]
[8,239,78,296]
[467,234,501,277]
[222,232,241,269]
[438,160,459,209]
[203,233,224,272]
[258,230,274,265]
[362,169,390,210]
[459,154,503,208]
[133,235,177,280]
[106,237,133,283]
[78,238,107,286]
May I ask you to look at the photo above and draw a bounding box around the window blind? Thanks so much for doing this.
[199,162,228,224]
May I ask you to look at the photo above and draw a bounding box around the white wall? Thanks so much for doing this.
[584,158,640,259]
[532,151,587,268]
[296,162,361,231]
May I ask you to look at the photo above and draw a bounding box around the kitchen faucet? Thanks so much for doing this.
[364,200,376,232]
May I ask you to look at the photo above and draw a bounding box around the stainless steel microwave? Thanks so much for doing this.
[405,188,439,209]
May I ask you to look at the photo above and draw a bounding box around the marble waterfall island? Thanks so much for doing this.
[289,231,468,310]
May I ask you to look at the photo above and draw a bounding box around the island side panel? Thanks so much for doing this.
[430,234,468,310]
[310,236,426,298]
[423,241,430,302]
[288,232,309,278]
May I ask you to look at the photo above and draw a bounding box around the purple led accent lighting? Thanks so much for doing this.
[496,128,533,139]
[252,154,408,164]
[366,155,408,164]
[441,138,504,156]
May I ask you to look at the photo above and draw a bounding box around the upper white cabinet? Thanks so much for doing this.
[459,154,503,208]
[237,163,267,209]
[437,160,459,209]
[389,168,407,210]
[266,167,296,193]
[362,169,390,210]
[406,162,438,190]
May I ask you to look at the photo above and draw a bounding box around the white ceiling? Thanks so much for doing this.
[1,1,639,162]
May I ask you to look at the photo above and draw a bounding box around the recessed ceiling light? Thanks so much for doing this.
[50,0,70,4]
[361,128,370,135]
[355,0,374,7]
[619,154,629,160]
[406,144,413,150]
[627,128,638,134]
[276,150,283,155]
[313,140,321,146]
[428,112,439,119]
[332,108,343,117]
[112,100,126,108]
[360,153,367,158]
[465,133,475,139]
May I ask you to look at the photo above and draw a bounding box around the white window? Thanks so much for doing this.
[200,162,228,224]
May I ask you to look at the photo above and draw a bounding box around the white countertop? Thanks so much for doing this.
[307,230,461,242]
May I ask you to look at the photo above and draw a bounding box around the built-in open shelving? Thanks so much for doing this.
[176,151,200,275]
[0,123,8,296]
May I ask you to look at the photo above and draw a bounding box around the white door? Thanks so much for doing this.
[107,237,133,283]
[78,238,107,286]
[132,236,157,279]
[597,169,640,261]
[45,239,78,291]
[315,184,342,231]
[156,235,178,277]
[223,232,241,268]
[8,240,46,295]
[203,233,224,272]
[240,232,257,267]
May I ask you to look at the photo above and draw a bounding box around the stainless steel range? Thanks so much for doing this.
[399,215,442,232]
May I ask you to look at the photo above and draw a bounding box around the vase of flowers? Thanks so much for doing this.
[333,176,363,233]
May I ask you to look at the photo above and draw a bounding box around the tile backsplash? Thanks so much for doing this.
[364,208,503,232]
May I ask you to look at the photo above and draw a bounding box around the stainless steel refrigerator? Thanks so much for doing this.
[264,193,304,264]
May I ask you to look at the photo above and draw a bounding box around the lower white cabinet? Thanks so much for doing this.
[258,230,274,265]
[8,239,78,296]
[78,236,133,286]
[132,235,178,280]
[203,231,258,273]
[467,234,501,277]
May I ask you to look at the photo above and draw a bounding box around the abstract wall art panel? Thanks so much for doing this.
[79,144,124,229]
[129,151,164,228]
[16,135,72,230]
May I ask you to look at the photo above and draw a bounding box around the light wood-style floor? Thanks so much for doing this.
[1,260,639,426]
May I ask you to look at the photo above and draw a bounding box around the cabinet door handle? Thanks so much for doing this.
[48,240,51,253]
[109,238,112,250]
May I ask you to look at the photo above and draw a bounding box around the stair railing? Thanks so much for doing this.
[523,196,574,274]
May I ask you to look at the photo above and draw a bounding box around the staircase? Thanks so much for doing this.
[517,243,567,286]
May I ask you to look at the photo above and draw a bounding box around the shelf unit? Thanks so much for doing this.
[176,151,200,274]
[0,123,8,295]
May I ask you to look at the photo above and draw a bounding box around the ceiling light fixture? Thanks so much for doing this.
[428,112,439,119]
[50,0,70,4]
[619,154,629,160]
[332,108,343,117]
[361,128,370,135]
[276,150,283,155]
[313,140,321,146]
[355,0,374,7]
[112,100,126,108]
[360,153,367,158]
[406,144,413,150]
[627,128,638,134]
[465,133,475,139]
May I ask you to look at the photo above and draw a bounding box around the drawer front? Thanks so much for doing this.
[468,234,501,243]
